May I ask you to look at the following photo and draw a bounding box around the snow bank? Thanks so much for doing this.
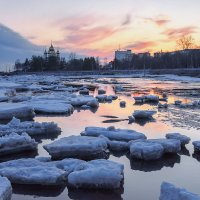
[0,103,35,120]
[44,136,108,160]
[0,117,61,136]
[166,133,190,146]
[68,159,124,189]
[0,176,12,200]
[160,182,200,200]
[133,110,157,119]
[130,140,164,160]
[81,126,146,142]
[0,133,37,156]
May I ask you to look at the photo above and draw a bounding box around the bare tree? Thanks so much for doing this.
[68,52,76,60]
[176,35,195,50]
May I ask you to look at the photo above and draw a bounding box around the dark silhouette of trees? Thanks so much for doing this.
[15,55,100,72]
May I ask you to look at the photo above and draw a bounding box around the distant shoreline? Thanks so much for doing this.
[1,68,200,78]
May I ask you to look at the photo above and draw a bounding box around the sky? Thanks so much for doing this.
[0,0,200,67]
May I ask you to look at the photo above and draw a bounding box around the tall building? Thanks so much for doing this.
[115,50,133,61]
[44,42,60,62]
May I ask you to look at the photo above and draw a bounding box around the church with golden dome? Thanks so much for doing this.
[44,42,60,62]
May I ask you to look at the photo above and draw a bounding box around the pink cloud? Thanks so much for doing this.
[125,41,157,52]
[54,15,122,47]
[144,15,170,26]
[162,26,197,39]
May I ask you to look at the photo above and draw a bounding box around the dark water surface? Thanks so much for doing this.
[12,77,200,200]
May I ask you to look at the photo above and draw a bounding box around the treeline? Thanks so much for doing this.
[111,49,200,70]
[15,56,100,72]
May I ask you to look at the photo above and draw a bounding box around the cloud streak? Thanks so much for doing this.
[162,26,197,39]
[125,41,157,52]
[144,15,171,26]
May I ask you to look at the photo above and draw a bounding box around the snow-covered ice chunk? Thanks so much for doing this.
[44,136,108,160]
[0,133,38,156]
[0,159,67,185]
[0,176,12,200]
[130,141,164,161]
[67,95,99,108]
[81,126,146,142]
[158,103,168,109]
[0,103,35,120]
[128,116,135,123]
[144,95,159,102]
[114,85,124,92]
[96,95,110,102]
[133,95,159,103]
[0,117,61,136]
[193,141,200,151]
[11,96,31,103]
[120,101,126,107]
[98,89,106,95]
[68,159,124,189]
[28,100,74,114]
[79,89,89,95]
[55,158,86,175]
[148,139,181,153]
[133,110,157,119]
[86,99,99,108]
[160,182,200,200]
[175,100,182,105]
[108,140,129,152]
[166,133,190,146]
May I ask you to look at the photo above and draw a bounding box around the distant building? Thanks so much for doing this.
[138,52,151,59]
[115,50,133,61]
[44,42,60,62]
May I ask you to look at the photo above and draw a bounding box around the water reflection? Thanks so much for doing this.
[129,154,180,172]
[135,118,156,126]
[32,132,61,143]
[13,184,66,197]
[178,146,190,156]
[68,188,124,200]
[192,151,200,162]
[0,150,38,163]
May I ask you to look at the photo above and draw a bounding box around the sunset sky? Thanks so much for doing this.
[0,0,200,61]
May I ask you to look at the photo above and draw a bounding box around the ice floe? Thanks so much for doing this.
[193,141,200,151]
[0,159,67,185]
[133,95,159,103]
[166,133,190,146]
[148,139,181,153]
[44,136,108,160]
[0,176,12,200]
[0,158,124,190]
[130,140,164,160]
[160,182,200,200]
[0,133,38,156]
[81,126,146,142]
[68,159,124,189]
[0,103,35,120]
[132,110,157,119]
[28,100,74,114]
[0,117,61,136]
